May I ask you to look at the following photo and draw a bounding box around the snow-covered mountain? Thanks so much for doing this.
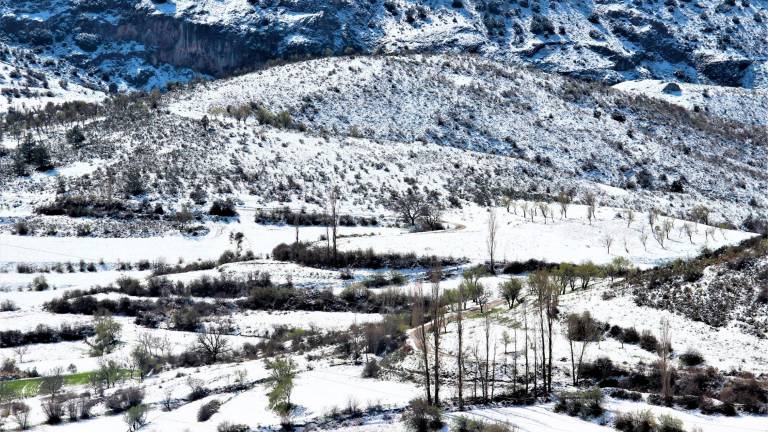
[2,0,768,94]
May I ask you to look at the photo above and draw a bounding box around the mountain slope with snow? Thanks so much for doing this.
[1,54,766,234]
[1,0,768,95]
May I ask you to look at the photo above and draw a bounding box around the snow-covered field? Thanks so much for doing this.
[613,80,768,126]
[340,205,753,269]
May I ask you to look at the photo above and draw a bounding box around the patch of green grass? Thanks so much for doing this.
[2,370,130,397]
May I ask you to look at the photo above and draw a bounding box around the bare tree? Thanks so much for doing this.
[659,318,673,403]
[640,227,649,251]
[648,208,659,228]
[691,205,710,225]
[626,208,635,228]
[705,226,716,242]
[137,332,170,358]
[662,218,674,240]
[602,235,614,254]
[565,312,600,386]
[196,319,231,364]
[557,191,571,219]
[386,189,424,226]
[584,192,597,223]
[486,208,499,274]
[522,301,530,394]
[411,283,431,405]
[538,202,548,224]
[456,278,465,410]
[520,201,529,219]
[512,326,518,394]
[653,225,666,249]
[429,267,444,406]
[528,270,558,393]
[476,284,491,313]
[13,345,29,364]
[482,313,493,401]
[683,223,694,243]
[501,195,512,213]
[327,185,340,262]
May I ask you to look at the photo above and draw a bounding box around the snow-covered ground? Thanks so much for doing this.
[613,80,768,126]
[0,219,398,264]
[222,310,383,336]
[340,205,753,269]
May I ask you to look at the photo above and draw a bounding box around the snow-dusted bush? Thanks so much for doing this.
[401,398,442,432]
[209,199,238,217]
[106,387,145,413]
[124,404,148,431]
[218,422,249,432]
[197,399,222,422]
[361,359,380,378]
[73,33,101,52]
[639,330,658,352]
[679,349,705,367]
[554,388,604,419]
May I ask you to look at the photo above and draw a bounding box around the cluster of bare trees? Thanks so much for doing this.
[411,267,570,409]
[411,268,446,407]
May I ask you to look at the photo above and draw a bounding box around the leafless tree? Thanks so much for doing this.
[483,313,493,401]
[626,208,635,228]
[486,208,499,274]
[640,227,649,251]
[584,192,597,223]
[659,318,673,402]
[538,202,548,224]
[520,201,529,219]
[705,226,716,242]
[528,270,558,393]
[411,283,431,404]
[653,225,666,249]
[648,208,659,228]
[293,211,301,244]
[602,235,613,254]
[476,284,491,313]
[557,191,571,219]
[662,219,674,240]
[456,278,465,410]
[196,319,231,364]
[522,301,530,394]
[565,312,601,385]
[13,345,29,364]
[429,267,444,406]
[12,402,31,429]
[327,184,340,262]
[501,196,512,213]
[161,388,174,411]
[512,326,519,394]
[137,332,170,358]
[683,223,694,243]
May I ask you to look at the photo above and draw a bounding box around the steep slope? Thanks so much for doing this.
[1,0,767,93]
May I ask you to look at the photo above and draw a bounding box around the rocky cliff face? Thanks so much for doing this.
[1,0,766,91]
